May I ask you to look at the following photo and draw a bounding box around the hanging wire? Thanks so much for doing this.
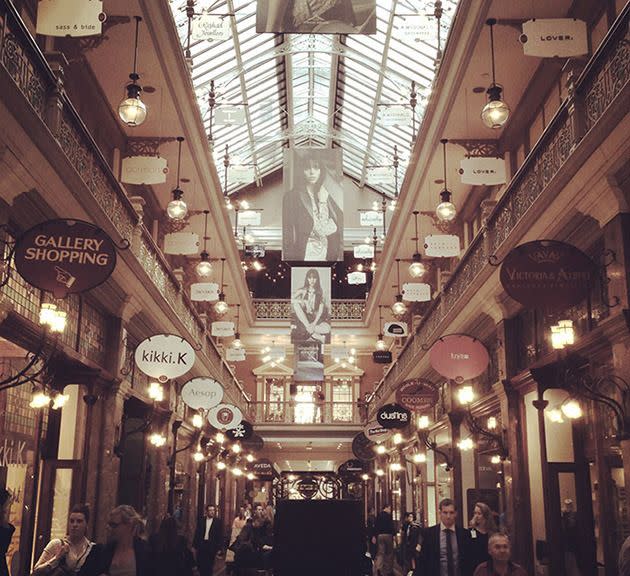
[202,209,209,252]
[175,136,185,189]
[220,257,226,291]
[488,18,497,86]
[235,303,240,332]
[131,16,142,79]
[413,210,420,253]
[441,138,448,190]
[396,258,401,293]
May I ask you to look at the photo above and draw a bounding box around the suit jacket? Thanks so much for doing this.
[193,516,224,553]
[416,524,471,576]
[100,538,151,576]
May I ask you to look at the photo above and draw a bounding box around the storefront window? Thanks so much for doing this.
[264,378,285,422]
[332,379,353,422]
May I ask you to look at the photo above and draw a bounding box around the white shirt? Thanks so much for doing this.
[204,517,214,540]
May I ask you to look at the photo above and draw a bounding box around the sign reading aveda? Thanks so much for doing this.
[135,334,196,382]
[181,377,223,410]
[14,219,117,298]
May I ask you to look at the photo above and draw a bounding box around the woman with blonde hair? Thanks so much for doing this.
[466,502,498,575]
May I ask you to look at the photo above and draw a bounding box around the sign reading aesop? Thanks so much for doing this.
[377,403,411,429]
[500,240,595,309]
[135,334,196,382]
[181,377,223,410]
[14,219,117,298]
[396,379,439,413]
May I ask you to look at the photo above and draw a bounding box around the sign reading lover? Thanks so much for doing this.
[377,403,411,429]
[134,334,196,382]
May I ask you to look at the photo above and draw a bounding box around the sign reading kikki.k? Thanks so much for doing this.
[134,334,196,382]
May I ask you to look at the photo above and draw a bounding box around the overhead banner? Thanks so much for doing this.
[192,14,231,41]
[520,19,588,58]
[121,156,168,185]
[211,321,235,338]
[226,419,254,441]
[164,232,199,255]
[191,282,219,302]
[181,377,223,410]
[376,403,411,429]
[424,234,460,258]
[429,334,490,383]
[397,14,433,42]
[359,210,383,227]
[290,267,331,344]
[14,219,117,299]
[396,379,439,413]
[499,240,595,309]
[256,0,377,34]
[135,334,196,382]
[36,0,104,37]
[459,157,506,186]
[208,403,243,430]
[402,282,431,302]
[282,148,344,262]
[294,342,324,382]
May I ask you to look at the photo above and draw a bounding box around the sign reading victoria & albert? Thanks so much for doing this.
[396,379,439,413]
[135,334,196,382]
[181,377,223,410]
[14,219,117,298]
[499,240,595,309]
[429,334,490,383]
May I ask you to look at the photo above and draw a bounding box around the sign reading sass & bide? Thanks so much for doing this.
[396,379,439,413]
[181,377,223,410]
[429,334,490,383]
[377,403,411,429]
[135,334,196,382]
[364,420,392,442]
[499,240,595,309]
[14,219,117,299]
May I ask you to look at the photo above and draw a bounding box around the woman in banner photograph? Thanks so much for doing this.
[291,268,331,343]
[282,150,344,262]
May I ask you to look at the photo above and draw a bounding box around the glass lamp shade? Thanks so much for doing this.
[375,336,386,351]
[167,197,188,220]
[118,89,147,127]
[481,87,510,129]
[391,296,407,316]
[195,257,213,278]
[214,296,229,315]
[232,334,242,349]
[436,200,457,222]
[409,257,426,278]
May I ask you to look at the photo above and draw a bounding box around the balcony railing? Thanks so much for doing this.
[0,0,249,412]
[368,5,630,417]
[248,401,363,425]
[253,299,365,321]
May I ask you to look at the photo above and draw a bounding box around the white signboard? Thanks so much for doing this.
[384,321,408,337]
[403,282,432,302]
[398,14,433,42]
[192,14,231,41]
[459,157,506,186]
[121,156,168,185]
[378,105,413,127]
[239,210,262,226]
[424,235,461,258]
[208,403,243,430]
[360,211,384,227]
[37,0,104,37]
[521,19,588,58]
[226,347,246,362]
[211,321,235,338]
[230,165,255,183]
[181,377,223,410]
[216,106,246,126]
[134,334,196,382]
[164,232,199,255]
[353,244,374,259]
[191,282,219,302]
[367,166,395,185]
[348,271,367,285]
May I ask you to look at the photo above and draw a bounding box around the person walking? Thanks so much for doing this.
[415,498,471,576]
[225,506,247,574]
[149,515,194,576]
[32,504,102,576]
[374,504,396,576]
[466,502,497,575]
[193,504,224,576]
[401,512,421,575]
[233,503,273,574]
[0,490,14,576]
[472,533,527,576]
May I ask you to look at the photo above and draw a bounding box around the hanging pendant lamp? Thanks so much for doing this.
[481,18,510,129]
[167,137,188,221]
[195,210,212,277]
[409,210,426,278]
[391,259,407,316]
[435,139,456,222]
[214,258,229,315]
[375,305,386,351]
[232,304,242,349]
[118,16,147,127]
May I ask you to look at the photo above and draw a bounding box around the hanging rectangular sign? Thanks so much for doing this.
[192,14,231,41]
[226,347,246,362]
[215,106,246,126]
[359,211,383,227]
[36,0,104,37]
[211,321,235,337]
[230,165,256,183]
[397,14,433,42]
[459,157,506,186]
[402,282,431,302]
[164,232,199,255]
[353,244,374,259]
[424,234,461,258]
[521,19,588,58]
[239,210,262,226]
[367,166,395,185]
[373,350,392,364]
[378,105,413,127]
[120,156,168,185]
[347,271,367,285]
[191,282,219,302]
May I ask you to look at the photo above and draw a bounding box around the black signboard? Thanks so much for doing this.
[297,477,319,499]
[226,420,254,441]
[372,350,392,364]
[242,433,264,453]
[252,458,274,480]
[14,219,118,298]
[352,432,376,462]
[338,459,366,476]
[377,403,411,429]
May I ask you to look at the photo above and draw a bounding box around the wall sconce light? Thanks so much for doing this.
[167,137,188,221]
[191,413,204,428]
[457,385,475,405]
[375,468,385,477]
[551,320,575,349]
[51,392,70,410]
[216,461,227,470]
[147,381,164,402]
[490,454,501,465]
[246,453,255,463]
[376,444,387,455]
[413,452,427,463]
[29,388,51,409]
[393,433,403,445]
[389,462,402,472]
[487,416,498,430]
[561,399,583,420]
[457,437,474,451]
[149,432,167,447]
[193,449,205,462]
[118,16,147,127]
[361,473,370,481]
[481,18,510,129]
[247,473,255,480]
[39,303,67,333]
[436,139,456,222]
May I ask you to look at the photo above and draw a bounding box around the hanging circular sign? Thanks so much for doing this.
[225,419,254,441]
[134,334,196,382]
[242,433,264,453]
[13,218,118,298]
[208,403,243,430]
[181,377,223,410]
[352,432,376,462]
[338,459,366,476]
[363,420,393,442]
[499,240,595,309]
[377,403,411,429]
[297,477,319,499]
[396,379,439,413]
[429,334,490,383]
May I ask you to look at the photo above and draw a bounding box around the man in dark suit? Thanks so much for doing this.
[193,504,224,576]
[415,498,471,576]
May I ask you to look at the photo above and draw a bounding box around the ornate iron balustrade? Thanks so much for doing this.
[248,401,361,425]
[368,6,630,416]
[0,0,249,411]
[253,299,365,321]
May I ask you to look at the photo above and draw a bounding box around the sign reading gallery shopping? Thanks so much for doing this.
[377,403,411,429]
[14,219,117,298]
[134,334,196,382]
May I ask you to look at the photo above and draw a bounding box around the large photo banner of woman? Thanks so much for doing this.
[290,267,332,345]
[256,0,377,35]
[282,148,344,263]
